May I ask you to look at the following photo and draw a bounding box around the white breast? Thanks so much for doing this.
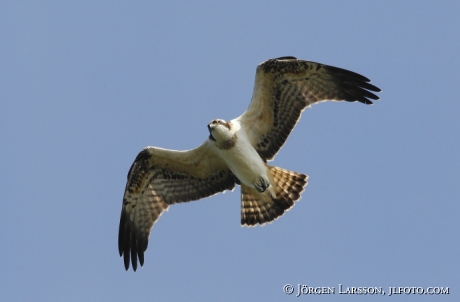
[217,124,268,187]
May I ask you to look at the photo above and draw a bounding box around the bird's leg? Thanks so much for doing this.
[254,177,270,193]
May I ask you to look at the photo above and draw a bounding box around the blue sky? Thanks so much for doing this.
[1,1,459,301]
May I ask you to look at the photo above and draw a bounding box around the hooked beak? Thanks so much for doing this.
[208,124,216,141]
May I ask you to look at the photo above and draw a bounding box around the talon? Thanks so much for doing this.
[254,177,270,193]
[254,182,263,192]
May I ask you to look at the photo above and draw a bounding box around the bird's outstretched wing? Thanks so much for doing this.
[118,140,235,271]
[236,56,381,161]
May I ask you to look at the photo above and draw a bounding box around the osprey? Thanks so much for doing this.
[118,56,381,271]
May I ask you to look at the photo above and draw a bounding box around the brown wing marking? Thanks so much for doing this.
[239,57,381,161]
[119,144,235,271]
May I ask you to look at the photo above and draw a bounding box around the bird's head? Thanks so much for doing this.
[207,119,234,142]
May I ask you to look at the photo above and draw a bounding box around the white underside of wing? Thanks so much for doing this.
[148,140,230,179]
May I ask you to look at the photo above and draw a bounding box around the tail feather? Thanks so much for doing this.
[241,166,308,226]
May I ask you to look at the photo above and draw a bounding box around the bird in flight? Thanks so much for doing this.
[118,56,381,271]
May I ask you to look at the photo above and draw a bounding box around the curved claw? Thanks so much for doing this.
[254,177,270,193]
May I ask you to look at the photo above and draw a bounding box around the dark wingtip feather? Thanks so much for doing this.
[363,99,373,105]
[131,236,138,272]
[275,56,297,60]
[119,207,149,271]
[123,251,130,271]
[328,65,372,83]
[123,221,131,270]
[138,251,144,267]
[325,64,381,105]
[365,91,380,100]
[118,210,125,257]
[364,82,381,93]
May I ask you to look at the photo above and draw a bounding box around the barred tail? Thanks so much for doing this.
[241,166,308,226]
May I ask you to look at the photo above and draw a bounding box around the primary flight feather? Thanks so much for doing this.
[118,56,381,271]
